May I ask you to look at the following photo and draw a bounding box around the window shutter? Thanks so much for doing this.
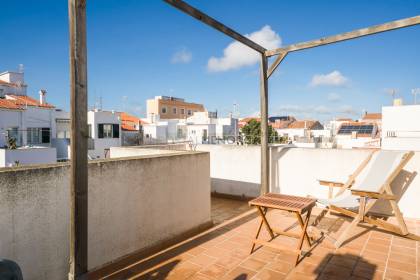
[113,124,120,138]
[98,124,104,138]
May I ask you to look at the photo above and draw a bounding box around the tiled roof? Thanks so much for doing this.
[6,95,55,108]
[119,112,147,131]
[0,98,24,110]
[271,120,293,129]
[287,120,322,129]
[362,113,382,120]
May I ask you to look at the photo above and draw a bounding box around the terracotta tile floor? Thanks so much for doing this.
[90,199,420,280]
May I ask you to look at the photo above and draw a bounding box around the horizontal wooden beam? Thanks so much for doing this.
[266,15,420,56]
[164,0,266,54]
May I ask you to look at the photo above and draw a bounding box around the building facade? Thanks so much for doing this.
[146,96,205,121]
[382,104,420,151]
[87,110,121,159]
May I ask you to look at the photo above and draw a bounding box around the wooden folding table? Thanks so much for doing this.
[249,193,317,265]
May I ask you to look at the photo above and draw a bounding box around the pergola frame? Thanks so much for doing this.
[67,0,420,278]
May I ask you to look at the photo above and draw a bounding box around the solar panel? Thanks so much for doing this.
[337,124,374,135]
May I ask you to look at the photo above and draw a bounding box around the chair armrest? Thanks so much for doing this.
[351,190,396,200]
[318,179,345,188]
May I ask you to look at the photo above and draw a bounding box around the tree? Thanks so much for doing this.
[240,119,286,144]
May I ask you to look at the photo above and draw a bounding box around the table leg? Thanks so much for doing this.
[257,206,275,239]
[295,208,312,265]
[250,207,274,254]
[295,212,312,247]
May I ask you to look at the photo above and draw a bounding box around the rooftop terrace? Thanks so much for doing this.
[2,147,420,279]
[89,198,420,280]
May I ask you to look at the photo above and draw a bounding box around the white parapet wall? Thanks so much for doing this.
[196,144,261,198]
[0,151,211,280]
[197,144,420,218]
[110,146,183,158]
[0,147,57,167]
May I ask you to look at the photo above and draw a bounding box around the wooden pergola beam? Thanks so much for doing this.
[68,0,88,279]
[266,15,420,57]
[164,0,266,54]
[267,52,287,79]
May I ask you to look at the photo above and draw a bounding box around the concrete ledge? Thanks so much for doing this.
[0,150,211,279]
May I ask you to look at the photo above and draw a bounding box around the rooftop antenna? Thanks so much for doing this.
[233,102,240,119]
[18,64,24,73]
[412,88,420,105]
[386,88,398,104]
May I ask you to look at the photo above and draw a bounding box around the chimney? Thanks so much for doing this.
[39,89,47,105]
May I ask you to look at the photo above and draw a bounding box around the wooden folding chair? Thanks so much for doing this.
[317,150,419,248]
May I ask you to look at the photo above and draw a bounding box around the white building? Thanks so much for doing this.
[382,104,420,151]
[143,111,238,145]
[186,112,238,144]
[0,70,27,97]
[0,70,60,166]
[275,120,324,142]
[88,110,121,159]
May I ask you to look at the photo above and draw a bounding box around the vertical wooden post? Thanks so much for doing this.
[260,54,269,194]
[68,0,88,279]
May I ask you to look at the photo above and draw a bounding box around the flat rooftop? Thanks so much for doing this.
[89,197,419,280]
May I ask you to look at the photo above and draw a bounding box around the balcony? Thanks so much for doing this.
[1,147,419,279]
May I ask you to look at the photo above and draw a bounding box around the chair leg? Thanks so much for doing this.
[385,184,409,235]
[335,216,361,248]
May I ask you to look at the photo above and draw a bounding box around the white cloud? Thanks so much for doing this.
[207,25,281,72]
[310,71,348,87]
[171,48,192,64]
[327,92,341,102]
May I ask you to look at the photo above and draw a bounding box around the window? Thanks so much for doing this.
[187,109,192,116]
[41,128,50,143]
[7,127,20,146]
[98,124,119,139]
[88,124,92,138]
[181,108,185,115]
[27,128,50,144]
[173,107,177,114]
[161,107,167,114]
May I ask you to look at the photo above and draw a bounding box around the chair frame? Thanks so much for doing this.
[319,151,420,248]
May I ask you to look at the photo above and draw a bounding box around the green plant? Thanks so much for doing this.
[240,119,286,144]
[7,137,17,149]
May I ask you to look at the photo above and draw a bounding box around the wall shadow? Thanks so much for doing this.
[87,210,260,279]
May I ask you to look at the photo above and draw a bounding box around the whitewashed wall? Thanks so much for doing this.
[0,152,211,280]
[0,147,56,167]
[197,145,420,218]
[88,110,121,159]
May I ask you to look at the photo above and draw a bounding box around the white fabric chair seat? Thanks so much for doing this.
[317,189,360,210]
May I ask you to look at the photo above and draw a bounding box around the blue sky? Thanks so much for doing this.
[1,0,419,122]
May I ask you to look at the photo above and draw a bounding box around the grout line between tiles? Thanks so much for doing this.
[383,234,393,280]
